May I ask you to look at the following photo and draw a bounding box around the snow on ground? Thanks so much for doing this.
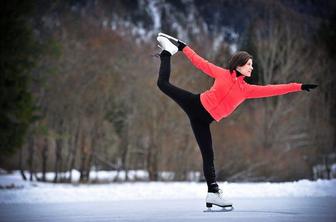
[0,171,336,204]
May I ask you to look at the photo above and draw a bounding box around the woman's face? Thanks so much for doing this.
[236,59,253,77]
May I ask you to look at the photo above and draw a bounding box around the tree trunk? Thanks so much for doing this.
[120,127,129,182]
[147,142,158,181]
[53,138,62,183]
[41,137,48,182]
[79,132,91,183]
[19,146,27,181]
[79,133,87,182]
[85,136,95,183]
[69,124,80,182]
[27,136,35,181]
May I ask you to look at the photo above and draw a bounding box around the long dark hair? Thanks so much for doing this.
[228,51,253,76]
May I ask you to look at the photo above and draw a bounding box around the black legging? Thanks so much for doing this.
[157,51,219,192]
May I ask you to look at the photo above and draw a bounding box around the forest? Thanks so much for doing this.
[1,0,335,183]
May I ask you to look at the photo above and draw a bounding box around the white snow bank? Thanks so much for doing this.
[10,170,200,182]
[0,171,336,203]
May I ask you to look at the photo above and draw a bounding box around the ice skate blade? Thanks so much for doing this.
[204,206,234,213]
[158,32,178,41]
[204,203,233,212]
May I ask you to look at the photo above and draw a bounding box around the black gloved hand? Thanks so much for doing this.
[301,84,318,92]
[167,39,186,51]
[177,40,186,51]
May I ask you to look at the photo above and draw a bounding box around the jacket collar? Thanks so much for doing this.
[232,70,246,81]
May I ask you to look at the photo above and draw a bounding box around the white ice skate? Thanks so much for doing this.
[206,189,233,209]
[156,36,178,56]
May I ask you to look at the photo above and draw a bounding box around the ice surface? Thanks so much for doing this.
[1,172,336,221]
[1,198,335,222]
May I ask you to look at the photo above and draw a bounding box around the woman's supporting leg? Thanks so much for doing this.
[189,118,219,193]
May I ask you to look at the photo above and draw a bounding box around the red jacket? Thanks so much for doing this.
[183,46,303,122]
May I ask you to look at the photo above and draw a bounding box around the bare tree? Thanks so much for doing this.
[248,13,316,152]
[216,8,323,181]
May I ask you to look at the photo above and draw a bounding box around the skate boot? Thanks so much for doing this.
[206,189,233,209]
[157,36,178,56]
[158,32,187,51]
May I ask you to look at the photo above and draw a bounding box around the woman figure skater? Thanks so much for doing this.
[156,33,317,209]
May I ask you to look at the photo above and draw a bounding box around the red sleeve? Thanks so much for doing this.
[244,83,302,99]
[182,46,229,79]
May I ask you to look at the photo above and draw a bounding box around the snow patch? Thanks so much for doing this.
[0,172,336,204]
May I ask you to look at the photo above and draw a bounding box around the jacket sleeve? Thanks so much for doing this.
[182,46,228,79]
[244,83,302,99]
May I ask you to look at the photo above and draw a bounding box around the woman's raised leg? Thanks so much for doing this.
[157,50,194,112]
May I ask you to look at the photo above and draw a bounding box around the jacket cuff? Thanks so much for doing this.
[296,83,303,91]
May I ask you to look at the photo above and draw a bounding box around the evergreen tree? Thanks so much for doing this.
[240,21,259,85]
[0,1,38,156]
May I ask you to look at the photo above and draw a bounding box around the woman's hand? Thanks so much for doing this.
[301,84,318,91]
[176,40,186,51]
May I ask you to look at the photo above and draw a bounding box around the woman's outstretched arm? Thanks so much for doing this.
[244,82,303,99]
[182,46,229,79]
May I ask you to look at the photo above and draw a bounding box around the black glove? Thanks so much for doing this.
[168,39,186,51]
[301,84,318,92]
[177,40,186,51]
